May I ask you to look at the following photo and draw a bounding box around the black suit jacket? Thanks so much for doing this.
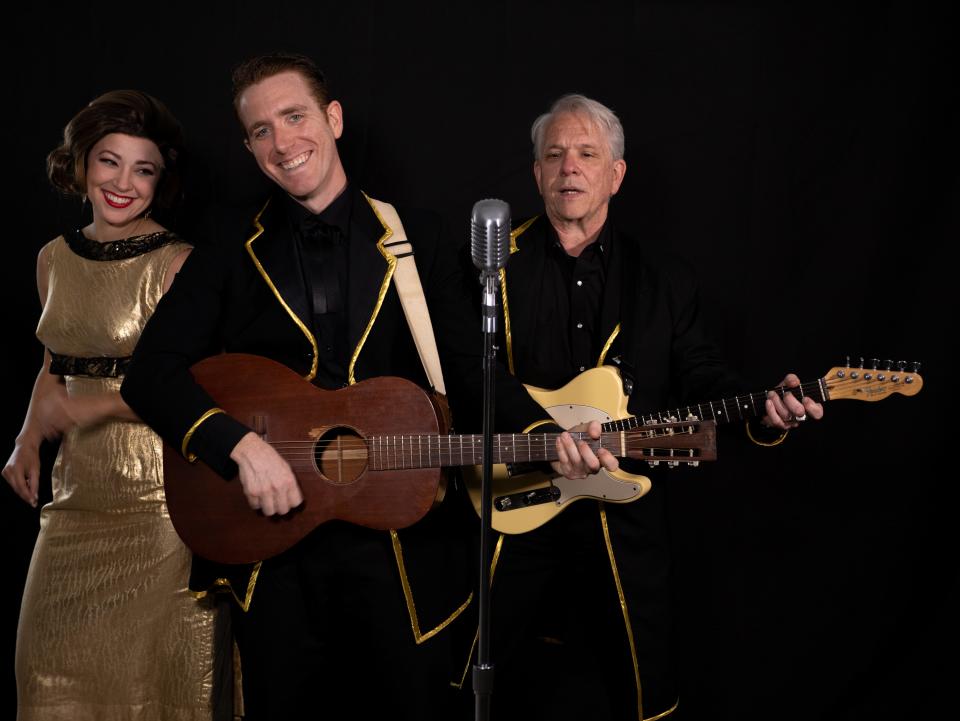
[122,186,529,634]
[483,214,747,716]
[498,215,742,418]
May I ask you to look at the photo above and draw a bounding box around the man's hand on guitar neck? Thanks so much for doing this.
[552,420,620,480]
[230,432,304,516]
[762,373,825,430]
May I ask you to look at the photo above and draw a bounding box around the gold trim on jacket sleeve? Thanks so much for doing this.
[745,420,789,446]
[599,502,644,720]
[523,419,557,434]
[245,199,319,381]
[182,407,226,462]
[390,530,473,645]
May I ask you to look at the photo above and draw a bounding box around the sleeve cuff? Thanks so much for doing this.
[183,411,253,478]
[745,419,789,447]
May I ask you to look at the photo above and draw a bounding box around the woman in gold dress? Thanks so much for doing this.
[3,90,224,720]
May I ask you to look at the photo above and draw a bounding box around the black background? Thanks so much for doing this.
[3,2,956,719]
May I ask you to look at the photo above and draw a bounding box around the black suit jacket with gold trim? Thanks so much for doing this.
[122,187,511,635]
[485,215,747,718]
[498,215,742,417]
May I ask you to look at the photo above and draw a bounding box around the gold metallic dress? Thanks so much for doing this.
[16,231,218,721]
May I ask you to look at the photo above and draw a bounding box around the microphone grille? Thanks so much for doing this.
[471,198,511,272]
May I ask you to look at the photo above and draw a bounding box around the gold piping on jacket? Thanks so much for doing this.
[500,216,540,375]
[523,419,556,434]
[645,698,680,720]
[348,193,395,386]
[745,419,789,446]
[390,530,473,645]
[453,533,505,689]
[181,407,226,462]
[600,502,644,720]
[191,561,263,612]
[245,199,319,381]
[597,324,621,366]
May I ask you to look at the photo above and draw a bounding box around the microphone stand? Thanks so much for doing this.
[473,269,498,721]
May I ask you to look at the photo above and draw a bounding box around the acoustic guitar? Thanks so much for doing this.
[162,353,716,564]
[463,358,923,534]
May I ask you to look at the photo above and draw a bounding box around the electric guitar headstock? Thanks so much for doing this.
[822,358,923,401]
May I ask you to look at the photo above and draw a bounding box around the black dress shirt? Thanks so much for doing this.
[285,187,352,389]
[523,221,615,390]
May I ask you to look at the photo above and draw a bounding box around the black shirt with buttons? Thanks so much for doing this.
[524,221,614,390]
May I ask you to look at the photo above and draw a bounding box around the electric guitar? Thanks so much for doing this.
[161,353,717,564]
[464,358,923,534]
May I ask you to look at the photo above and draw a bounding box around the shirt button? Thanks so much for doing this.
[576,322,583,329]
[576,280,583,287]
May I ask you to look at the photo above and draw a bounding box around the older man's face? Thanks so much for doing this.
[534,111,625,230]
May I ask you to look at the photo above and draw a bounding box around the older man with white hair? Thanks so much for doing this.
[463,94,823,720]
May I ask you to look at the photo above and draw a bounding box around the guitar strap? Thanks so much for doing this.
[370,198,447,395]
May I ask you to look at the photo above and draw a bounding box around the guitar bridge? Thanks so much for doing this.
[494,485,562,511]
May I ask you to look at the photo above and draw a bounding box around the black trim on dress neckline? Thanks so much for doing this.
[65,228,180,261]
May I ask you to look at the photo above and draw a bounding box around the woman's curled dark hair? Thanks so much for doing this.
[47,89,184,211]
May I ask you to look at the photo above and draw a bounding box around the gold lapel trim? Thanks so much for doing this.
[348,192,395,386]
[245,198,319,381]
[599,501,644,719]
[499,215,540,375]
[390,529,474,645]
[597,323,621,366]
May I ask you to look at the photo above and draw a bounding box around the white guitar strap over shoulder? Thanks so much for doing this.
[370,198,447,395]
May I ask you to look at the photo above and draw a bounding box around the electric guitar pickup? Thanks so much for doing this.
[464,358,923,534]
[162,353,717,564]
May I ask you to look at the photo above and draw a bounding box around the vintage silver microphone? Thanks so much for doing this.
[469,198,511,721]
[471,198,511,277]
[470,199,511,334]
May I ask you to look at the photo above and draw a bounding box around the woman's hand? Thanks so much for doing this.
[3,439,41,507]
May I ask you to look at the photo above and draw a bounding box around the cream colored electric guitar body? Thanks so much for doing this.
[465,359,923,534]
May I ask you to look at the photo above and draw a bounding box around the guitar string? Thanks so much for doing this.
[260,434,706,465]
[261,429,697,451]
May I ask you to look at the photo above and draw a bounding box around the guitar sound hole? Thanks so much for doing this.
[313,426,368,486]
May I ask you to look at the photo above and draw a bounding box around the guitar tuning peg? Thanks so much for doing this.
[897,360,906,371]
[845,355,851,368]
[884,359,893,370]
[871,358,879,369]
[859,357,865,368]
[912,361,922,373]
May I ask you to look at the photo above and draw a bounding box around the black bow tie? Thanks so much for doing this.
[300,215,342,243]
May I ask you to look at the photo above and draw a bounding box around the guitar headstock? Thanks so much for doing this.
[620,419,717,464]
[823,359,923,401]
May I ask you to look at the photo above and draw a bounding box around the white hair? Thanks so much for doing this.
[530,94,625,160]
